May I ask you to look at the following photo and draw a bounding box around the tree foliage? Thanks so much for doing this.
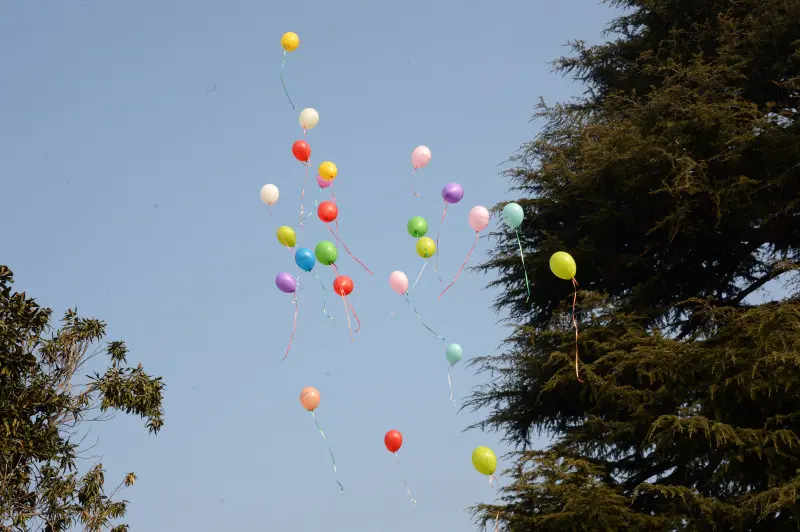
[0,266,165,531]
[469,0,800,529]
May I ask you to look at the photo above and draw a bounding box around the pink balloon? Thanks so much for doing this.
[389,271,409,295]
[316,174,332,189]
[411,146,432,170]
[469,206,490,232]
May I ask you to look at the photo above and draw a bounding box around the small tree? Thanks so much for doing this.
[0,265,165,531]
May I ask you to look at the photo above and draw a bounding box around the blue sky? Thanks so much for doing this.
[1,1,617,529]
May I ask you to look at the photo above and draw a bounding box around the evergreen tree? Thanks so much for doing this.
[468,0,800,529]
[0,266,165,531]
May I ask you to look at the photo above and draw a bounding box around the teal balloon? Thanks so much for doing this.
[445,343,463,365]
[502,202,524,229]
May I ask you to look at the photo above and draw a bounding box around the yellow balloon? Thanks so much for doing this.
[472,446,497,476]
[281,32,300,52]
[318,161,338,181]
[549,251,576,280]
[276,225,297,248]
[416,237,436,258]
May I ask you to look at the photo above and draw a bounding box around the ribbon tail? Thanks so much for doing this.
[447,365,457,408]
[394,453,417,506]
[434,202,447,285]
[327,224,373,275]
[572,277,582,383]
[411,168,420,196]
[281,294,299,361]
[311,271,334,321]
[514,229,531,302]
[312,412,344,493]
[411,259,428,292]
[340,290,354,341]
[439,233,478,300]
[298,161,309,225]
[494,512,500,532]
[280,51,295,110]
[403,294,446,342]
[347,299,361,335]
[268,205,273,216]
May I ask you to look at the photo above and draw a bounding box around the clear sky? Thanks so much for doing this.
[1,1,616,530]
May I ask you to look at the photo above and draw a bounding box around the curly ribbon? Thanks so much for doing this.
[447,365,457,408]
[281,292,299,362]
[298,161,310,225]
[439,232,478,300]
[267,205,273,216]
[338,289,361,341]
[403,293,445,342]
[433,201,447,285]
[393,452,417,506]
[280,51,295,110]
[572,277,582,383]
[411,259,428,292]
[489,475,501,531]
[311,411,344,493]
[411,168,420,197]
[311,271,334,321]
[326,224,373,275]
[513,228,531,302]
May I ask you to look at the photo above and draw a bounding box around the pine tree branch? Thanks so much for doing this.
[729,260,798,305]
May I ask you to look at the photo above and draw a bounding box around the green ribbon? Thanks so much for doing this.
[311,271,334,321]
[514,228,531,302]
[403,294,446,342]
[311,411,344,493]
[280,51,295,110]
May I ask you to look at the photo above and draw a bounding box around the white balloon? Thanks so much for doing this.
[260,184,279,206]
[299,108,319,130]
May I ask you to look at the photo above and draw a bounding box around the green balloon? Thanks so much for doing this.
[314,240,338,265]
[502,202,524,229]
[407,216,428,238]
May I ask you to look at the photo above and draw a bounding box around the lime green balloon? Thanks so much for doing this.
[549,251,576,280]
[472,446,497,476]
[315,240,338,265]
[416,237,436,258]
[407,216,428,238]
[277,225,297,248]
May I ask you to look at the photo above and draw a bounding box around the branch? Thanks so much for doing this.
[730,260,799,305]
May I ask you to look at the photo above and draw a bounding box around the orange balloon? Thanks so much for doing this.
[300,386,320,411]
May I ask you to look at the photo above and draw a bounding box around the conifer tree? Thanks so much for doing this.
[468,1,800,529]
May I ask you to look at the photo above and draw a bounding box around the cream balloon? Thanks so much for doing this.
[260,184,279,206]
[299,108,319,131]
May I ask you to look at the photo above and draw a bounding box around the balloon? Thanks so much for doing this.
[319,161,338,181]
[275,272,297,294]
[502,202,524,229]
[295,248,316,272]
[389,271,409,295]
[292,140,311,163]
[469,205,490,232]
[472,446,497,476]
[442,183,464,204]
[315,241,338,265]
[318,201,338,223]
[316,174,332,189]
[411,146,431,170]
[445,343,463,365]
[384,430,403,453]
[407,216,428,238]
[333,275,354,296]
[550,251,577,280]
[277,226,297,247]
[260,184,279,206]
[299,108,319,130]
[281,32,300,52]
[416,237,436,258]
[300,386,320,411]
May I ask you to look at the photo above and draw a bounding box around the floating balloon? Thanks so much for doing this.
[281,32,300,52]
[472,446,497,477]
[299,108,319,131]
[277,226,297,248]
[384,430,403,453]
[502,202,524,229]
[441,183,464,204]
[292,140,311,163]
[316,174,332,189]
[411,146,431,170]
[318,201,338,223]
[319,161,338,181]
[315,240,338,266]
[416,237,436,258]
[550,251,577,280]
[389,271,409,295]
[300,386,320,410]
[260,184,279,206]
[407,216,428,238]
[276,272,297,294]
[468,206,490,232]
[295,248,316,272]
[333,275,354,296]
[446,343,463,365]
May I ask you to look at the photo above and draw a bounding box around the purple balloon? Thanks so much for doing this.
[316,175,332,189]
[442,182,464,204]
[275,272,297,293]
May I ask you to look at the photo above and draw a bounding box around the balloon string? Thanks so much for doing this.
[514,229,531,303]
[439,233,478,300]
[268,205,273,216]
[311,271,334,321]
[494,512,500,532]
[311,411,344,493]
[339,290,354,341]
[298,161,309,225]
[572,277,582,383]
[280,51,295,110]
[411,168,420,197]
[433,201,447,285]
[300,199,320,223]
[331,263,339,275]
[411,259,428,292]
[347,298,361,335]
[393,452,417,506]
[281,293,299,362]
[447,365,457,408]
[327,224,373,275]
[403,294,446,342]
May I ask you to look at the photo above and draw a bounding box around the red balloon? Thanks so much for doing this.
[333,275,354,296]
[292,140,311,162]
[385,430,403,453]
[318,201,339,223]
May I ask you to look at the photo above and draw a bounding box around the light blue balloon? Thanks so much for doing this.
[295,247,316,272]
[445,343,463,365]
[502,202,524,229]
